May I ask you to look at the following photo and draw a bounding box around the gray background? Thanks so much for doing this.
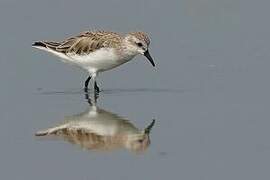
[1,0,270,179]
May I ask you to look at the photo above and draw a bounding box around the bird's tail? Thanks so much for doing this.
[32,41,62,50]
[32,41,47,48]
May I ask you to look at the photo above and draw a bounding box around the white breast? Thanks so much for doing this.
[68,48,132,73]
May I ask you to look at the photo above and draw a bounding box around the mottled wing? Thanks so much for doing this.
[40,31,121,55]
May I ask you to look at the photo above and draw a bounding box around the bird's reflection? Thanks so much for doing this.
[36,93,155,153]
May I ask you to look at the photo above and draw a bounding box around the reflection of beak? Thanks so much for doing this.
[144,50,155,67]
[144,119,155,134]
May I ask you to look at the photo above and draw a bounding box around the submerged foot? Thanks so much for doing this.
[94,82,100,93]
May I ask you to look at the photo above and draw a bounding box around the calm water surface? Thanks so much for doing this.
[1,0,270,179]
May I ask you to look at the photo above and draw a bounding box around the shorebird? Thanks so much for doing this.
[32,31,155,93]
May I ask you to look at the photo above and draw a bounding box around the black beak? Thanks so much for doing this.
[144,50,155,67]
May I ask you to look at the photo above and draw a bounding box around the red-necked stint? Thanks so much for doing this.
[32,31,155,93]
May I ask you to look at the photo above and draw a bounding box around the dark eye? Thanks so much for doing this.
[138,139,143,143]
[137,42,143,47]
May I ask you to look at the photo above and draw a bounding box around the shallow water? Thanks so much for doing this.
[1,0,270,179]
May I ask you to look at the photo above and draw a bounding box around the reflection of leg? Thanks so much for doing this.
[94,90,99,103]
[94,81,100,93]
[84,89,99,106]
[84,91,92,105]
[84,76,91,90]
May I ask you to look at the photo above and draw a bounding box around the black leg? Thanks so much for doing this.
[84,76,91,90]
[94,81,100,93]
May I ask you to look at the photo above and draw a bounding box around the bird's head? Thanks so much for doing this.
[124,32,155,67]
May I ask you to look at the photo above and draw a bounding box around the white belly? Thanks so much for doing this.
[67,48,132,73]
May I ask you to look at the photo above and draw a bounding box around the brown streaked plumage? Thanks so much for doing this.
[32,30,155,93]
[129,31,151,46]
[36,31,123,55]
